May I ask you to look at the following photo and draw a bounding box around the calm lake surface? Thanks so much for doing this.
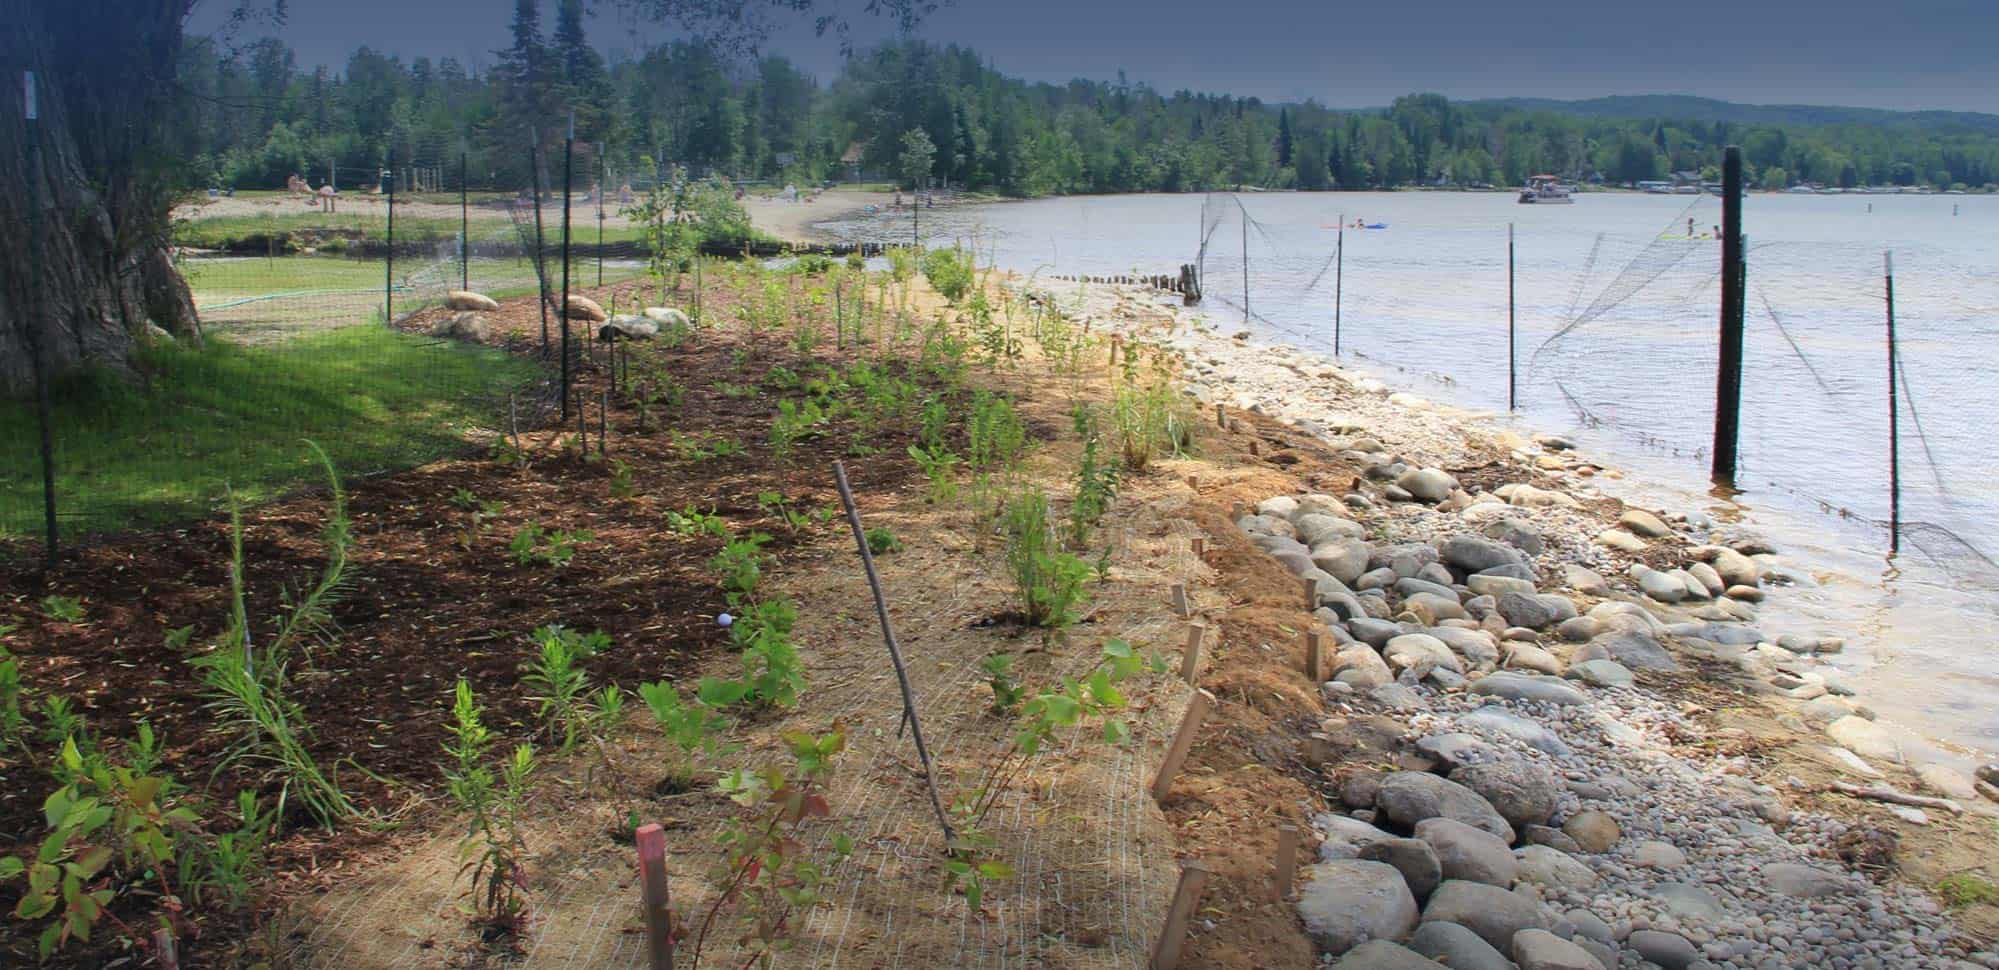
[825,191,1999,760]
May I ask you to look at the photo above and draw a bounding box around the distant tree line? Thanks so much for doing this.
[179,26,1999,195]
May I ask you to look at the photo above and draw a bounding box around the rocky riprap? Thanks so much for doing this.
[1233,489,1997,970]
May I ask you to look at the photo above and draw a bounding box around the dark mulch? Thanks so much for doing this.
[0,272,937,965]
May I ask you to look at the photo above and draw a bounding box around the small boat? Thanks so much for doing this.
[1518,175,1575,204]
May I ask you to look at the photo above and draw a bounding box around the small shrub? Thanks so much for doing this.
[522,626,606,750]
[638,680,731,792]
[908,444,961,504]
[708,532,773,606]
[965,391,1028,471]
[731,598,805,708]
[865,526,902,555]
[665,505,730,538]
[40,595,85,624]
[441,679,536,938]
[608,459,636,500]
[921,246,975,303]
[510,523,592,567]
[980,654,1023,714]
[1001,491,1093,628]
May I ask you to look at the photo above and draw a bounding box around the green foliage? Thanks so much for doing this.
[1110,381,1190,472]
[608,458,637,500]
[0,322,537,538]
[0,649,26,752]
[885,247,918,284]
[729,598,806,709]
[192,459,355,829]
[1,732,202,960]
[694,728,853,968]
[965,392,1028,471]
[637,680,732,791]
[509,523,592,567]
[907,444,961,505]
[441,679,536,938]
[521,626,611,750]
[709,532,773,605]
[865,526,902,555]
[40,595,86,624]
[769,398,828,463]
[1068,409,1122,549]
[1940,874,1999,908]
[1001,491,1093,629]
[921,247,975,303]
[980,654,1024,714]
[665,505,730,538]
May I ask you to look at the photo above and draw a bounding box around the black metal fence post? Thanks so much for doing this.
[560,113,575,420]
[1711,145,1746,487]
[460,148,469,291]
[531,129,550,358]
[597,142,606,287]
[1885,250,1900,555]
[1334,215,1343,356]
[1507,222,1517,411]
[384,148,395,325]
[23,70,58,570]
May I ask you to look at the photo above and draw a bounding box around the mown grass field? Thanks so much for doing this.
[0,327,538,538]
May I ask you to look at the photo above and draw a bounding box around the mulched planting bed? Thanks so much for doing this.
[0,270,942,963]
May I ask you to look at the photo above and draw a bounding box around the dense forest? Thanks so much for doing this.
[179,2,1999,196]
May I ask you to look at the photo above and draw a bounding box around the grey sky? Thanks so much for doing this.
[190,0,1999,113]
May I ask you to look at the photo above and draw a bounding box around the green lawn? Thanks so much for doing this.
[0,327,540,538]
[173,209,652,251]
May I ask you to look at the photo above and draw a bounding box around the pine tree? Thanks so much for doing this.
[497,0,551,152]
[1277,107,1294,168]
[554,0,611,141]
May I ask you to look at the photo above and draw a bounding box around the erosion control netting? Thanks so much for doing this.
[278,516,1192,968]
[1195,191,1999,585]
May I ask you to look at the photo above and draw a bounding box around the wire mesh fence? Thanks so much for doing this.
[0,136,662,553]
[1191,189,1999,585]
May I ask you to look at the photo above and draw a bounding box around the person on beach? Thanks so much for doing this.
[1688,217,1696,237]
[318,183,337,213]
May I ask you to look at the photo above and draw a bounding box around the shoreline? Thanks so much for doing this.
[1014,273,1999,958]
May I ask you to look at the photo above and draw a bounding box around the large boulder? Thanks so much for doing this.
[1469,671,1587,706]
[1421,880,1553,952]
[1385,634,1465,675]
[1376,772,1514,842]
[1358,837,1444,901]
[1398,467,1460,503]
[1441,536,1522,573]
[1427,627,1500,668]
[429,311,489,342]
[1332,645,1395,689]
[599,314,659,340]
[1590,629,1680,673]
[1512,845,1599,892]
[1512,927,1604,970]
[446,289,500,311]
[1482,518,1545,556]
[1312,539,1374,586]
[1459,706,1573,757]
[563,294,608,322]
[1452,758,1559,830]
[1297,860,1421,957]
[1299,513,1366,545]
[1409,921,1515,970]
[1497,592,1574,630]
[1618,508,1672,537]
[1415,817,1518,887]
[642,306,691,327]
[1331,940,1448,969]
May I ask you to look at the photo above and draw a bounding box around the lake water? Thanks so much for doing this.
[823,191,1999,761]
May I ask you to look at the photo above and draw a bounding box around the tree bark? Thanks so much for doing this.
[3,2,204,399]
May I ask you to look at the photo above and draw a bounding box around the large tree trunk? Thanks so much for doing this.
[2,2,204,399]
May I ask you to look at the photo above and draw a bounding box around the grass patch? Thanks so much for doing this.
[1939,873,1999,908]
[183,256,392,303]
[173,209,653,251]
[0,327,538,538]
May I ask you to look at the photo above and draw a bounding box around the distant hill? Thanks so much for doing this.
[1465,95,1999,135]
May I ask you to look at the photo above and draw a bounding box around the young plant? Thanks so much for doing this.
[690,728,854,969]
[637,680,732,792]
[709,532,773,606]
[965,391,1028,472]
[769,398,828,463]
[1067,420,1121,549]
[0,647,27,753]
[608,459,637,500]
[980,654,1024,714]
[510,523,593,567]
[920,246,975,303]
[731,598,806,709]
[521,626,601,750]
[665,505,730,538]
[40,595,85,624]
[908,444,961,505]
[1002,491,1094,629]
[865,526,902,556]
[441,679,536,940]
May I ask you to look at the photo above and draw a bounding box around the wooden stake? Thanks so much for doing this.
[1272,825,1300,901]
[635,823,675,969]
[1191,536,1205,557]
[1148,860,1213,970]
[1150,689,1215,802]
[154,928,179,970]
[1216,402,1226,427]
[1179,623,1206,684]
[1301,575,1318,610]
[832,460,956,843]
[1248,439,1260,457]
[1305,630,1324,682]
[1169,582,1190,619]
